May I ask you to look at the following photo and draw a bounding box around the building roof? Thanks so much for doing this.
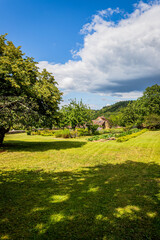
[97,116,107,121]
[92,116,109,126]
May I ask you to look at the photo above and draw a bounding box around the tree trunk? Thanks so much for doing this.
[0,127,9,145]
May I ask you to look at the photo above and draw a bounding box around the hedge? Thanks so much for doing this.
[117,129,148,142]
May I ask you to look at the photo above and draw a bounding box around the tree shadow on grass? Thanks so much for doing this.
[2,140,86,152]
[0,161,160,240]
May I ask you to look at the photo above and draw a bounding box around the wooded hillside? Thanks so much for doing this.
[92,100,133,119]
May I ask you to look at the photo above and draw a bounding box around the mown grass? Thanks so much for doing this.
[0,131,160,239]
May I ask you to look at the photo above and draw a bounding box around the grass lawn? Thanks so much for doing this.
[0,131,160,239]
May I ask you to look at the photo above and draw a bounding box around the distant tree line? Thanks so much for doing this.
[109,84,160,129]
[59,84,160,130]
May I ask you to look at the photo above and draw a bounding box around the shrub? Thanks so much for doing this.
[32,129,77,138]
[110,128,125,133]
[89,124,99,134]
[117,129,147,142]
[31,131,38,135]
[32,129,55,136]
[61,129,71,138]
[26,130,32,135]
[54,129,72,138]
[41,130,55,136]
[70,130,77,138]
[54,130,63,138]
[143,114,160,129]
[93,130,100,135]
[129,128,139,133]
[99,129,110,134]
[76,128,90,137]
[99,128,124,134]
[88,136,100,141]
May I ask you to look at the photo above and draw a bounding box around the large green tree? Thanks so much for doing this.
[120,84,160,127]
[60,99,92,129]
[0,34,62,144]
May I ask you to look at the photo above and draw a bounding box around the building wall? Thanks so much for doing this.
[105,121,110,129]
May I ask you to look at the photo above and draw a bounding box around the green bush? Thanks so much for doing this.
[41,130,55,136]
[32,129,77,138]
[32,129,55,136]
[117,129,147,142]
[31,131,38,135]
[93,130,100,135]
[110,128,125,133]
[99,128,124,134]
[26,130,32,135]
[70,130,77,138]
[54,129,73,138]
[99,129,110,134]
[88,136,100,141]
[61,129,71,138]
[76,128,90,137]
[89,124,99,134]
[54,130,64,138]
[143,114,160,129]
[130,128,139,133]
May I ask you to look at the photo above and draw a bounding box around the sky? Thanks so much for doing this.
[1,0,160,109]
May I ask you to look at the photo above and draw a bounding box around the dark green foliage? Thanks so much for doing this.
[0,131,160,239]
[120,84,160,127]
[0,34,62,144]
[76,128,90,136]
[89,124,99,134]
[109,113,123,127]
[1,161,160,239]
[143,114,160,129]
[141,84,160,115]
[26,129,32,135]
[54,129,71,138]
[60,99,92,129]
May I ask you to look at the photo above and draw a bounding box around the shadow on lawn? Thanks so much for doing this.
[0,161,160,240]
[2,140,86,152]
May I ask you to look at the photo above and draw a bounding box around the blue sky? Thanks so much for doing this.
[1,0,160,109]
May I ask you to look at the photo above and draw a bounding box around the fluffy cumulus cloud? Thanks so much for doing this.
[38,1,160,98]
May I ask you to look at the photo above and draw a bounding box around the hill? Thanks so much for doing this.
[92,100,133,119]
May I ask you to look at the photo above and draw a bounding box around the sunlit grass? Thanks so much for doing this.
[0,131,160,172]
[0,131,160,239]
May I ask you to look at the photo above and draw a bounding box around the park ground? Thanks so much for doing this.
[0,131,160,239]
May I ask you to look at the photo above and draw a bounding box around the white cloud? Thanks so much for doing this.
[38,1,160,98]
[113,91,143,99]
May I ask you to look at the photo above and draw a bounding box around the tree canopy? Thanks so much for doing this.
[60,99,92,129]
[120,84,160,127]
[0,34,62,144]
